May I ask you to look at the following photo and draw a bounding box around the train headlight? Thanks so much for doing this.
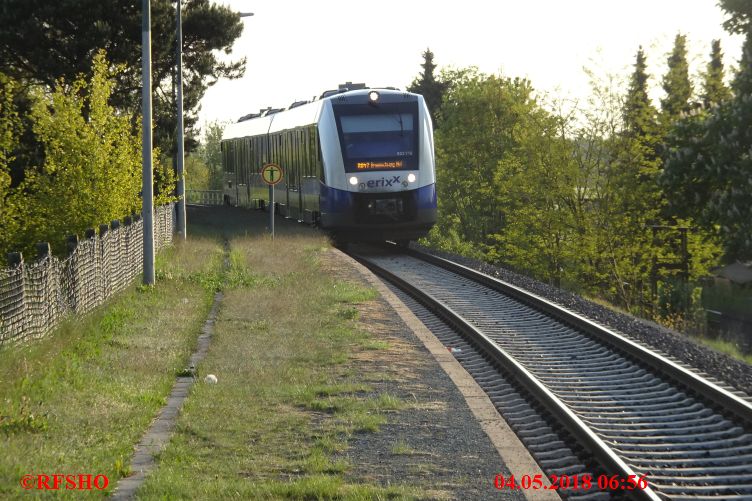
[368,91,379,103]
[407,173,416,183]
[349,176,358,186]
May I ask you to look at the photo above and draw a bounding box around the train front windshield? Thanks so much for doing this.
[334,102,419,173]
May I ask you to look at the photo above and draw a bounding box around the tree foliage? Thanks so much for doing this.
[661,34,692,124]
[0,52,173,256]
[0,73,22,254]
[663,31,752,260]
[429,69,533,250]
[407,49,447,127]
[0,0,244,156]
[719,0,752,34]
[701,40,731,107]
[422,56,722,313]
[200,121,225,189]
[185,155,209,190]
[624,47,659,139]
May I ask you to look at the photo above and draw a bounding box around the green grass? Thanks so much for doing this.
[699,337,752,365]
[0,236,224,499]
[391,440,418,456]
[0,208,429,499]
[138,233,423,499]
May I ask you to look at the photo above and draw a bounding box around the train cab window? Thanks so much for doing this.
[333,102,419,173]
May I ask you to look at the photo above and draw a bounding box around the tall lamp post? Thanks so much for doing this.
[175,7,254,240]
[175,0,186,239]
[142,0,155,285]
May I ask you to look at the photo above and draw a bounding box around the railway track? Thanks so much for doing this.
[351,245,752,500]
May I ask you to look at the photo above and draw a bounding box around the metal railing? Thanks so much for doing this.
[186,190,223,206]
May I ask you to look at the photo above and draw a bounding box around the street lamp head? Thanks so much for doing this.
[239,12,254,17]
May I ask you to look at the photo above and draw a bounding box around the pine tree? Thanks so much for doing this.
[663,30,752,260]
[623,47,658,138]
[661,34,692,124]
[408,49,447,127]
[701,40,731,107]
[715,29,752,258]
[733,28,752,96]
[607,48,664,309]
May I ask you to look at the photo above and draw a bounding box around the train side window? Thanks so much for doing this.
[301,129,307,178]
[297,129,303,179]
[227,141,235,173]
[296,129,302,179]
[244,139,250,183]
[290,130,298,189]
[289,130,294,185]
[256,136,261,171]
[305,128,312,178]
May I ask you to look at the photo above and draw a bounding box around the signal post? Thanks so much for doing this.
[261,163,284,239]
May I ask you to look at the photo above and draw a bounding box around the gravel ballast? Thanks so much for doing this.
[414,244,752,397]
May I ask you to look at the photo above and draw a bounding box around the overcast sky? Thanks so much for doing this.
[197,0,744,130]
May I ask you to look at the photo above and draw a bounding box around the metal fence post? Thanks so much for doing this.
[65,234,80,314]
[110,220,123,293]
[99,224,110,301]
[2,252,26,344]
[34,242,56,336]
[83,228,98,312]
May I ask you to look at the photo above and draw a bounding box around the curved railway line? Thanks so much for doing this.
[351,245,752,500]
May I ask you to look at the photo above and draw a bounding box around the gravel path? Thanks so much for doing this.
[323,251,527,501]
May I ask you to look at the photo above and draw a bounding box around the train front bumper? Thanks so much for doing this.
[320,183,437,241]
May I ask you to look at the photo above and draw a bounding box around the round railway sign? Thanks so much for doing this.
[261,163,284,186]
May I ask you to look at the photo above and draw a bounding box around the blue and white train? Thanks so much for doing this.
[220,84,437,243]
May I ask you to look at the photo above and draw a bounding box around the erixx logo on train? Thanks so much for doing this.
[358,175,408,190]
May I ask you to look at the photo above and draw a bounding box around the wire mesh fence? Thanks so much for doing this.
[0,204,175,346]
[186,189,224,206]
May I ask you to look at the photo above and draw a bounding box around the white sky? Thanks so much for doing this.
[197,0,744,131]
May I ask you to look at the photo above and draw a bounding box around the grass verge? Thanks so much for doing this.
[138,234,424,499]
[0,236,224,499]
[698,337,752,365]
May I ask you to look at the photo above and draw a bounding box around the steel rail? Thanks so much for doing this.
[356,255,662,501]
[402,246,752,426]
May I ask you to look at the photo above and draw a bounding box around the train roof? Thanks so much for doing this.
[222,87,416,142]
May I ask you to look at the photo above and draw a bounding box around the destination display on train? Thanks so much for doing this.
[356,160,404,170]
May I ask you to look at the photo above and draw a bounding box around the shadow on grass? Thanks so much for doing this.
[186,205,322,241]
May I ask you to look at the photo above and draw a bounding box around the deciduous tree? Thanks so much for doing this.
[200,121,225,189]
[719,0,752,34]
[0,52,173,256]
[0,0,244,157]
[0,73,22,254]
